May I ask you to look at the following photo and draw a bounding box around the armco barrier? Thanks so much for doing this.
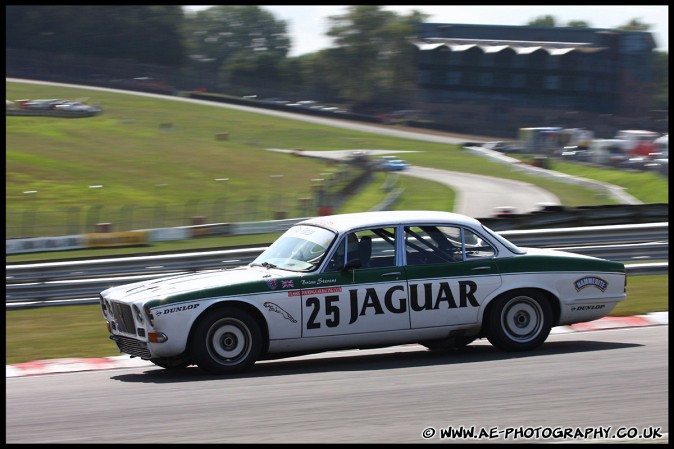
[6,221,667,307]
[147,227,190,242]
[228,218,306,236]
[479,203,668,231]
[5,235,85,254]
[190,223,232,238]
[5,205,668,255]
[83,231,148,248]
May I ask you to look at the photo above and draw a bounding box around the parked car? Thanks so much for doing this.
[650,134,668,159]
[559,146,589,161]
[52,101,101,113]
[586,139,629,166]
[614,129,659,157]
[99,210,626,375]
[482,141,508,152]
[15,99,64,109]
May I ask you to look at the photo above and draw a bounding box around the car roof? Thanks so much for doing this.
[299,210,482,233]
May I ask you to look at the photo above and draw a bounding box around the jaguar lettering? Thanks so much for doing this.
[348,285,407,324]
[409,280,479,311]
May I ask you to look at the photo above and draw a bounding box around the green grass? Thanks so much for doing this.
[5,274,666,364]
[7,82,668,241]
[5,81,668,365]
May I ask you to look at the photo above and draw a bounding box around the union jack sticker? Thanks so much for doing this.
[282,280,294,289]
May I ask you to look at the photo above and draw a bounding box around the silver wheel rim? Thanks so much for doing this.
[501,296,544,343]
[206,318,252,365]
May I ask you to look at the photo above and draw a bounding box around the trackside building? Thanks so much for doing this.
[411,23,662,138]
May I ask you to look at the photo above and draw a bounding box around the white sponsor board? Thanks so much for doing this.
[6,235,85,254]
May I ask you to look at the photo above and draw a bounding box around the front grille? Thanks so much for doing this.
[113,335,151,359]
[110,302,136,335]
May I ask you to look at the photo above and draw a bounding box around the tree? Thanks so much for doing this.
[183,6,290,66]
[320,6,429,112]
[652,51,669,110]
[5,5,186,66]
[527,15,557,27]
[183,6,291,92]
[616,18,651,32]
[566,20,591,28]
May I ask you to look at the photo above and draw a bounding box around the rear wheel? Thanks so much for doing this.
[192,307,262,375]
[486,290,552,351]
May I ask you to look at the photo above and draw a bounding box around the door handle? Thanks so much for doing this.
[472,266,492,271]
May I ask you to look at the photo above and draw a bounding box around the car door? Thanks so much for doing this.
[403,225,502,329]
[300,226,410,338]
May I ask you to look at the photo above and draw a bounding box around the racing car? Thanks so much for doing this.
[100,210,626,374]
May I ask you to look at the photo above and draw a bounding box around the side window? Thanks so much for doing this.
[355,227,396,268]
[405,226,495,265]
[463,228,496,259]
[405,226,460,265]
[324,227,396,272]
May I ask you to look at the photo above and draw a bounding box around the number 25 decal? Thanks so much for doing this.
[306,296,340,329]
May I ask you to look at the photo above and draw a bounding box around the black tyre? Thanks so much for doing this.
[150,356,191,370]
[486,290,552,351]
[192,307,262,375]
[422,336,477,351]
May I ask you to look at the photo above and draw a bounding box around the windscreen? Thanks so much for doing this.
[251,225,337,271]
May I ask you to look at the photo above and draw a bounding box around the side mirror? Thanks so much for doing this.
[342,258,362,272]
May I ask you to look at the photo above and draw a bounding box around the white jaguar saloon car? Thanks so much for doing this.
[100,211,626,374]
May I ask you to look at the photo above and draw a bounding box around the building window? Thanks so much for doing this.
[511,74,526,88]
[478,72,493,86]
[448,51,460,64]
[596,78,610,92]
[576,76,590,91]
[513,55,527,68]
[495,72,510,86]
[547,56,561,69]
[447,71,461,85]
[544,75,560,90]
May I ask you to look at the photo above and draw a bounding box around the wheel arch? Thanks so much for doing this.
[188,300,271,356]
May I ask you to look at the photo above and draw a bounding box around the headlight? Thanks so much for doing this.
[143,305,155,326]
[100,297,108,318]
[100,298,113,319]
[133,304,144,324]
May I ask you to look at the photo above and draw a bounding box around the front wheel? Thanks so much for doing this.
[192,307,262,375]
[486,290,552,351]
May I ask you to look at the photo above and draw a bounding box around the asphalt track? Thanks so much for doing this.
[6,321,668,444]
[269,148,561,217]
[6,312,667,379]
